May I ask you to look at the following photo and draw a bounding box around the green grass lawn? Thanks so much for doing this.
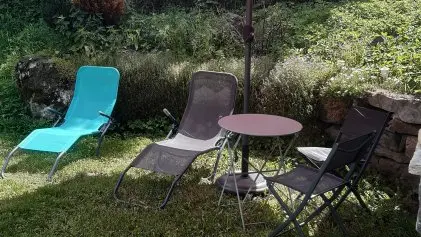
[0,133,418,237]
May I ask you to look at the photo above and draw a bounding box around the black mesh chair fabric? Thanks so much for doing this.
[265,132,376,237]
[114,71,238,208]
[297,106,390,163]
[265,165,343,195]
[177,71,238,140]
[131,144,216,176]
[131,71,237,175]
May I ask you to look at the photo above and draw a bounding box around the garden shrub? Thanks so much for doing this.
[101,54,276,123]
[42,0,73,26]
[259,56,335,123]
[72,0,125,25]
[113,52,193,122]
[132,11,243,60]
[53,9,243,60]
[321,66,371,99]
[128,0,244,13]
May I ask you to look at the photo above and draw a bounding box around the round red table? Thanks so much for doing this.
[216,114,302,194]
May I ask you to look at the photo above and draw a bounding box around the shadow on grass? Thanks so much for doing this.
[311,197,418,237]
[0,170,281,237]
[1,134,149,176]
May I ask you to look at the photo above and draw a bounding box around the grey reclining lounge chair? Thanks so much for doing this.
[297,106,390,210]
[266,131,376,237]
[114,71,238,208]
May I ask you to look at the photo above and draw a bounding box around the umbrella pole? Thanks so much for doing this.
[216,0,266,196]
[242,0,253,177]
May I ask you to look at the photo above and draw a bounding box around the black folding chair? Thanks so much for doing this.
[297,106,390,210]
[114,71,238,209]
[266,132,376,237]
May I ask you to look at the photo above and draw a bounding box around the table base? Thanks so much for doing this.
[215,173,267,195]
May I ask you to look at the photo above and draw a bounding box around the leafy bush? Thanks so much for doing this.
[122,11,243,59]
[128,0,244,13]
[321,66,370,99]
[53,9,242,59]
[125,117,170,136]
[113,52,193,122]
[42,0,73,26]
[72,0,125,25]
[54,8,121,57]
[259,56,335,122]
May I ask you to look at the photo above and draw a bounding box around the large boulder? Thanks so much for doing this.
[15,56,76,119]
[387,115,421,136]
[368,89,421,124]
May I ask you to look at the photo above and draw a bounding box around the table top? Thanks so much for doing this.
[218,114,303,137]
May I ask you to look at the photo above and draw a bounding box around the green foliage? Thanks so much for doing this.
[113,52,192,122]
[128,0,244,13]
[259,56,335,122]
[42,0,73,26]
[54,7,121,57]
[321,66,371,99]
[125,117,170,136]
[53,9,243,60]
[274,0,421,94]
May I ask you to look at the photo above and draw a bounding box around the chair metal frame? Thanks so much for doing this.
[266,132,376,237]
[114,71,238,209]
[299,106,390,211]
[1,110,121,181]
[1,66,121,181]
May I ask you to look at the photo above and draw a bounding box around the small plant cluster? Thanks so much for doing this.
[72,0,125,25]
[260,56,335,122]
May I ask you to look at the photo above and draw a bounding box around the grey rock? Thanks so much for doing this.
[406,136,418,159]
[369,155,401,178]
[368,89,421,124]
[374,146,410,163]
[387,115,421,135]
[15,56,75,119]
[377,130,405,153]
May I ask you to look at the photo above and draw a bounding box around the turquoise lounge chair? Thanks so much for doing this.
[1,66,120,181]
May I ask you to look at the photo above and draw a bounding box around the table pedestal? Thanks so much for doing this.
[215,173,267,195]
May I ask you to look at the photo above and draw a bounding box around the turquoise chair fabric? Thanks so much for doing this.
[18,66,120,153]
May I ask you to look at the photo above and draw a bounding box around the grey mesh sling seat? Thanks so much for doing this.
[297,106,390,210]
[114,71,238,208]
[265,132,376,237]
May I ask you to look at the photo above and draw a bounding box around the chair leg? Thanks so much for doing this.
[334,185,370,213]
[113,166,132,202]
[321,194,348,237]
[160,174,183,209]
[351,187,370,212]
[209,138,228,182]
[96,133,106,157]
[47,152,66,181]
[1,146,19,178]
[114,165,184,209]
[267,182,306,237]
[96,123,112,157]
[300,187,345,227]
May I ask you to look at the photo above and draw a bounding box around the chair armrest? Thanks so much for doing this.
[47,108,63,117]
[99,111,114,123]
[47,108,64,127]
[163,108,179,127]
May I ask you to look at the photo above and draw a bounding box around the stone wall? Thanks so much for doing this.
[321,90,421,199]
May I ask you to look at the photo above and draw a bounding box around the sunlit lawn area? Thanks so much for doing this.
[0,133,417,236]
